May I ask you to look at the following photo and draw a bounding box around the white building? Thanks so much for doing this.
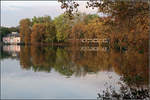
[3,32,20,44]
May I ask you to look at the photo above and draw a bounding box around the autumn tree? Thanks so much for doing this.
[31,23,46,44]
[71,22,85,44]
[58,0,149,49]
[19,19,31,44]
[31,16,56,44]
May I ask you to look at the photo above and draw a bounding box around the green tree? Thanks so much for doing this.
[44,21,56,43]
[0,27,10,41]
[83,14,99,24]
[54,14,72,42]
[32,16,52,25]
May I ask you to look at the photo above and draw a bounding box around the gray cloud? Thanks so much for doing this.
[1,1,98,27]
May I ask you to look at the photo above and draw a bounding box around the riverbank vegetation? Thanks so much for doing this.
[18,0,149,52]
[1,0,149,52]
[19,13,100,45]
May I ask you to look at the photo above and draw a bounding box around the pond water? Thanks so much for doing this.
[1,45,149,99]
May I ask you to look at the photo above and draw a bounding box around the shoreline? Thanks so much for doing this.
[1,42,101,47]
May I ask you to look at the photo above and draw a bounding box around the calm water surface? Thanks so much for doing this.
[1,45,149,99]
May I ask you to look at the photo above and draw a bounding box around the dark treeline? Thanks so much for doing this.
[0,26,19,41]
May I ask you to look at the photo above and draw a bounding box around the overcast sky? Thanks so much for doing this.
[1,1,98,27]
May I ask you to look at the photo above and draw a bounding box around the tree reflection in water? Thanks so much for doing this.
[1,45,149,99]
[21,45,150,99]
